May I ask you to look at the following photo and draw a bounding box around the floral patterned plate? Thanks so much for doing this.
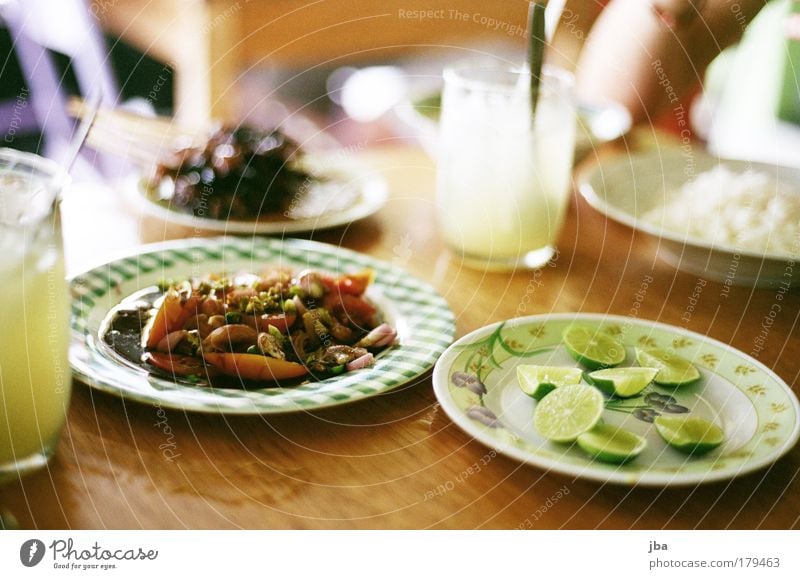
[70,236,455,414]
[432,314,800,486]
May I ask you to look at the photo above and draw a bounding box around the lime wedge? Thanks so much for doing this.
[577,424,647,464]
[534,383,604,443]
[562,326,626,370]
[654,416,724,455]
[586,367,660,398]
[517,365,583,401]
[635,348,701,387]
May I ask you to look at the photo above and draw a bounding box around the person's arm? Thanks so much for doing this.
[573,0,765,123]
[548,0,607,72]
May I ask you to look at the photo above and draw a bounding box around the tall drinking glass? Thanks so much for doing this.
[436,65,576,270]
[0,149,71,482]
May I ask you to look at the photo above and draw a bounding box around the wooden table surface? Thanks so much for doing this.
[2,143,799,530]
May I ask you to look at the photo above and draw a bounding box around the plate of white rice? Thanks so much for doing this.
[579,147,800,287]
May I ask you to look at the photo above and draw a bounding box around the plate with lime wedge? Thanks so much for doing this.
[432,314,800,486]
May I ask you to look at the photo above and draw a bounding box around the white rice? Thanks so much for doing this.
[643,165,800,257]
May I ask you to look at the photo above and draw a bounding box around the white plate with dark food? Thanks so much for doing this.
[579,146,800,287]
[131,126,388,234]
[70,236,455,414]
[432,313,800,486]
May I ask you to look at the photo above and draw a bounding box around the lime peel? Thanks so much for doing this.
[577,424,647,464]
[654,416,724,455]
[636,348,701,387]
[586,367,660,398]
[562,326,626,370]
[517,365,583,401]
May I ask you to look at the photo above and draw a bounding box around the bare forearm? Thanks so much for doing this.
[574,0,765,123]
[549,0,606,71]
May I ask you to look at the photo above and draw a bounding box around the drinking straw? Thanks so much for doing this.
[63,87,102,173]
[528,1,547,118]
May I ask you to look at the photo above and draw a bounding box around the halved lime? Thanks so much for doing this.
[533,383,604,443]
[654,416,724,455]
[586,367,660,398]
[562,326,626,370]
[577,424,647,464]
[635,348,701,387]
[517,365,583,401]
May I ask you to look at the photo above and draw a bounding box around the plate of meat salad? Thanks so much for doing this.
[69,236,455,414]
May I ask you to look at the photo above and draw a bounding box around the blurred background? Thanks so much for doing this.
[1,0,798,171]
[0,1,532,156]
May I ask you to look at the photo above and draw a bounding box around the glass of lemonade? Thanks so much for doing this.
[0,148,71,483]
[436,65,576,270]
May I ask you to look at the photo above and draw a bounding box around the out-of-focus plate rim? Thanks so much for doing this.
[578,148,800,264]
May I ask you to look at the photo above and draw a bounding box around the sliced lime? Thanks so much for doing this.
[577,424,647,464]
[562,326,626,370]
[654,416,724,455]
[534,383,604,443]
[636,348,701,387]
[517,365,583,401]
[586,367,659,398]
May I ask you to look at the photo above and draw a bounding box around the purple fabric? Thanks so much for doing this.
[0,99,39,136]
[0,0,120,178]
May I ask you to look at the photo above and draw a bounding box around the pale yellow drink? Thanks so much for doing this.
[0,150,71,481]
[436,66,576,269]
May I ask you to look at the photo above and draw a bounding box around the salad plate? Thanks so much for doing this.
[70,236,455,414]
[432,313,800,486]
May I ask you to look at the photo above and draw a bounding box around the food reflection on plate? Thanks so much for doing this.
[101,266,397,389]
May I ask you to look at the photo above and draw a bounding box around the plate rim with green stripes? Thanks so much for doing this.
[69,236,455,414]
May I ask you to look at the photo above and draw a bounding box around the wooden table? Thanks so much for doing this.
[2,143,799,529]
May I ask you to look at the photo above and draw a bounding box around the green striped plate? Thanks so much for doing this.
[69,237,455,414]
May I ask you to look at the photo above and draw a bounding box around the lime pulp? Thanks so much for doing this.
[534,383,604,443]
[517,365,583,401]
[562,326,626,370]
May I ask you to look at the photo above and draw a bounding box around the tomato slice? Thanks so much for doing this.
[202,353,308,381]
[321,269,374,297]
[334,269,373,296]
[145,291,200,349]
